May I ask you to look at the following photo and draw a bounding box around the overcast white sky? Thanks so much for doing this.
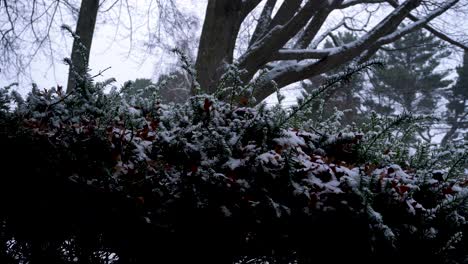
[0,0,206,95]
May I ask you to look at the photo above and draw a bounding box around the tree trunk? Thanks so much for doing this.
[66,0,99,92]
[195,0,244,94]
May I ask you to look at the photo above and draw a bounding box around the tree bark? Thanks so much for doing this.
[266,0,302,33]
[249,0,278,47]
[195,0,245,94]
[66,0,100,92]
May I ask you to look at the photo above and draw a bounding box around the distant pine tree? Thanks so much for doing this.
[442,51,468,145]
[124,71,190,104]
[155,70,191,104]
[365,29,452,116]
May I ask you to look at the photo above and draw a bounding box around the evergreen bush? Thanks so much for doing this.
[0,70,466,263]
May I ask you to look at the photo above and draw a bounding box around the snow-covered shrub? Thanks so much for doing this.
[0,77,466,263]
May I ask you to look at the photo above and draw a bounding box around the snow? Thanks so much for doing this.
[263,83,305,108]
[224,158,243,170]
[228,134,240,146]
[133,140,152,161]
[258,151,282,166]
[159,131,177,143]
[292,181,311,199]
[220,206,232,217]
[276,48,334,59]
[274,130,306,147]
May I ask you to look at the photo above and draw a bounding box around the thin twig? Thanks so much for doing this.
[90,66,112,79]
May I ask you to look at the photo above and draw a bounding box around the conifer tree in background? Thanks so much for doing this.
[301,32,367,126]
[155,70,191,104]
[365,28,452,117]
[125,71,190,104]
[122,78,158,100]
[442,51,468,146]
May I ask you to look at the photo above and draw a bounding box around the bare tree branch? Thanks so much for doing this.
[249,0,278,47]
[294,8,333,49]
[265,0,302,33]
[238,0,336,81]
[254,0,424,98]
[359,0,462,61]
[310,20,346,49]
[386,0,468,50]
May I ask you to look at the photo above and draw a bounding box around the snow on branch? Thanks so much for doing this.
[339,0,387,9]
[272,48,336,61]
